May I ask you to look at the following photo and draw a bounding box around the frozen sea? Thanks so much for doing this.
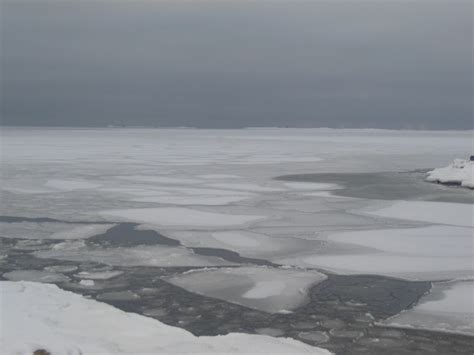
[1,128,473,354]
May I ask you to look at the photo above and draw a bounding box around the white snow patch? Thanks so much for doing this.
[0,281,331,354]
[426,159,474,188]
[79,279,95,287]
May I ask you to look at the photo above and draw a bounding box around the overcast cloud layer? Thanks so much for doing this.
[1,0,472,129]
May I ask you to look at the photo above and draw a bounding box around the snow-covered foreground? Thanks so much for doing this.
[426,159,474,188]
[1,128,473,341]
[0,281,330,355]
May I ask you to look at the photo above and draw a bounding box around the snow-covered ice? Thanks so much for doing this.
[277,225,473,280]
[36,243,234,267]
[130,195,250,205]
[366,200,473,227]
[385,281,474,335]
[2,127,473,341]
[426,159,474,188]
[2,270,70,283]
[283,182,340,191]
[0,222,114,240]
[45,179,101,191]
[74,270,123,280]
[0,281,331,354]
[168,266,327,313]
[99,207,265,228]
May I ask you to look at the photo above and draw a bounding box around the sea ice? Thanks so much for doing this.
[45,179,101,191]
[117,175,203,184]
[366,201,473,227]
[198,174,242,179]
[385,281,474,335]
[130,195,250,205]
[168,266,327,313]
[207,183,286,192]
[0,281,331,354]
[277,226,473,280]
[35,244,234,267]
[283,182,340,190]
[2,270,70,283]
[99,207,265,228]
[0,222,114,240]
[74,270,123,280]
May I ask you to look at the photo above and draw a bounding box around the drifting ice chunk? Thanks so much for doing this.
[426,159,474,188]
[385,281,474,335]
[99,207,265,228]
[74,271,123,280]
[168,266,327,313]
[0,281,331,354]
[3,270,70,283]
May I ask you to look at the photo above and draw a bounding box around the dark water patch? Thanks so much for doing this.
[304,274,431,320]
[275,171,474,204]
[191,247,276,266]
[88,223,180,247]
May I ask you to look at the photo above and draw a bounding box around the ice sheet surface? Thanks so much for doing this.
[385,281,474,335]
[168,266,327,313]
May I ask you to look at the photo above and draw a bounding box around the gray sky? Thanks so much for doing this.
[1,0,472,129]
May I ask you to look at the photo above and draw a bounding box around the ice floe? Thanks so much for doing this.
[74,270,123,280]
[385,281,474,335]
[0,281,331,354]
[366,200,473,227]
[45,179,101,191]
[0,222,114,240]
[277,225,474,280]
[36,244,233,267]
[168,266,327,313]
[130,195,250,205]
[2,270,70,283]
[426,159,474,188]
[99,207,265,228]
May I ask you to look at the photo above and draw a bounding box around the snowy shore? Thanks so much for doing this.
[0,281,331,355]
[426,159,474,188]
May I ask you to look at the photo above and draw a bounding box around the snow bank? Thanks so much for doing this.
[426,159,474,188]
[0,281,331,355]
